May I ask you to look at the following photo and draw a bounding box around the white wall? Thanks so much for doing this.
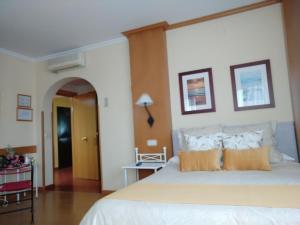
[167,4,293,129]
[35,42,135,190]
[0,52,37,148]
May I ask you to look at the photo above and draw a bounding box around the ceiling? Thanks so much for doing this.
[58,79,94,95]
[0,0,263,60]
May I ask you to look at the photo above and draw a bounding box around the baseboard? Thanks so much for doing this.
[45,184,55,190]
[101,190,114,195]
[38,184,55,191]
[37,186,114,194]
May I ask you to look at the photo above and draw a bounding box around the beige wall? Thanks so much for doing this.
[0,52,37,148]
[52,96,72,168]
[167,4,293,129]
[35,42,135,190]
[0,3,295,190]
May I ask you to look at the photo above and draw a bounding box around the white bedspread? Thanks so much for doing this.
[143,158,300,185]
[80,160,300,225]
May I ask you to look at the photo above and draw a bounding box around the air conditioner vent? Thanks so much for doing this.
[47,52,85,73]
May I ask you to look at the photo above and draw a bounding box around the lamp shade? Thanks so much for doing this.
[136,93,153,106]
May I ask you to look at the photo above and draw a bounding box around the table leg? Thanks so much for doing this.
[17,169,20,204]
[35,164,38,198]
[123,169,128,187]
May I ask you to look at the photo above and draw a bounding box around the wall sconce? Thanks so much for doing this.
[136,93,154,127]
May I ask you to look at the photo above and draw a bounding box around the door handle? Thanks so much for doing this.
[81,136,88,141]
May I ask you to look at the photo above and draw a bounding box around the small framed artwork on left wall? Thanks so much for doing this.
[17,94,33,122]
[17,94,31,108]
[16,108,33,121]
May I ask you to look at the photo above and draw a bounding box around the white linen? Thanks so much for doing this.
[178,125,222,150]
[184,132,223,150]
[223,122,283,163]
[80,161,300,225]
[282,153,296,161]
[143,158,300,185]
[222,130,263,150]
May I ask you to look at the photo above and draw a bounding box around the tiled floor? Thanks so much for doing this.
[54,167,100,192]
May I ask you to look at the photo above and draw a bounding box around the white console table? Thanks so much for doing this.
[122,162,165,186]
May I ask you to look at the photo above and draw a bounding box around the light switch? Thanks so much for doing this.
[147,139,157,146]
[104,97,109,107]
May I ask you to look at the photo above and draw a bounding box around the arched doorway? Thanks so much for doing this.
[42,77,102,192]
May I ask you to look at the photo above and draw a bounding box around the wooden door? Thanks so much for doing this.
[72,92,100,180]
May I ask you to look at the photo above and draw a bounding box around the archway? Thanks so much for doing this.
[42,77,102,192]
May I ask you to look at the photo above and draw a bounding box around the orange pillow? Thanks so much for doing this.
[179,149,221,172]
[223,147,271,171]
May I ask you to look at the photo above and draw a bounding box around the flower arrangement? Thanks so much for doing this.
[0,145,25,169]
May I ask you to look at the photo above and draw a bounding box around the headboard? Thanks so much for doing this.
[172,121,299,162]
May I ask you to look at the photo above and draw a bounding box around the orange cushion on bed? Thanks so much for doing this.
[223,147,271,171]
[179,149,221,172]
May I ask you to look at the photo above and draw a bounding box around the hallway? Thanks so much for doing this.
[54,167,100,193]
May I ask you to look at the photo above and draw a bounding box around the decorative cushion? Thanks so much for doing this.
[179,150,221,172]
[184,133,223,151]
[223,147,271,171]
[177,125,222,150]
[222,131,263,150]
[223,122,283,163]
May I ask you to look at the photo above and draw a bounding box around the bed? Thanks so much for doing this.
[80,121,300,225]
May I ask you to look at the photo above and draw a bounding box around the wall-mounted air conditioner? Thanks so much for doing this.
[47,52,85,73]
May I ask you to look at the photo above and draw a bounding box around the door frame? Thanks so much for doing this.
[44,79,102,192]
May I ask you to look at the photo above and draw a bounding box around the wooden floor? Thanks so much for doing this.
[54,167,100,192]
[0,191,107,225]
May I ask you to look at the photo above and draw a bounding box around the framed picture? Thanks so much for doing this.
[16,108,33,121]
[230,59,275,111]
[17,94,31,108]
[179,68,216,114]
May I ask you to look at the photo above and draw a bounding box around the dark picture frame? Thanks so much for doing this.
[179,68,216,115]
[230,59,275,111]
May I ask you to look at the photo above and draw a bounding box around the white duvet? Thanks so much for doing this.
[80,160,300,225]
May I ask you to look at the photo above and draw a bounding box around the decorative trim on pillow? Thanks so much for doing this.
[223,130,263,150]
[179,149,221,172]
[223,147,271,171]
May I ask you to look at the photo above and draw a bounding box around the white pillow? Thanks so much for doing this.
[281,153,296,161]
[167,156,179,164]
[223,131,263,150]
[223,122,283,163]
[184,132,223,151]
[178,125,222,150]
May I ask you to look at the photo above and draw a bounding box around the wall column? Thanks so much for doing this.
[282,0,300,159]
[123,22,173,169]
